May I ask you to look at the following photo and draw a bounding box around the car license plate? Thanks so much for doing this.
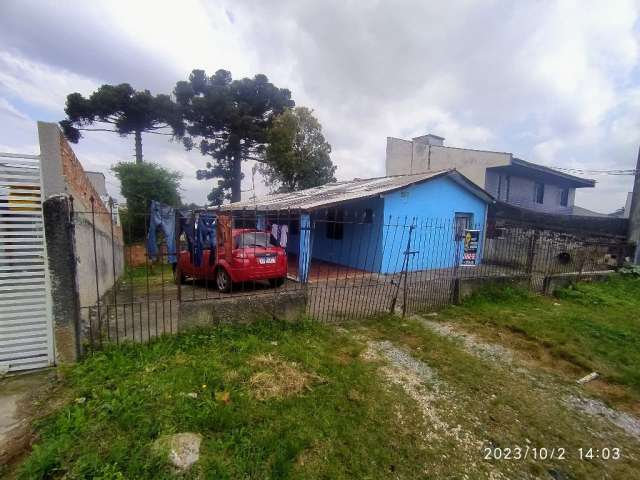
[259,256,276,264]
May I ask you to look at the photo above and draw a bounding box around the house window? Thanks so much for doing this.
[560,189,569,207]
[454,212,473,240]
[533,182,545,204]
[326,208,344,240]
[497,175,511,201]
[363,208,373,223]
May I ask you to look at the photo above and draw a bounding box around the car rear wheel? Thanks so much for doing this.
[269,277,286,288]
[216,267,231,293]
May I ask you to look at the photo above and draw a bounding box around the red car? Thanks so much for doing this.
[177,229,287,292]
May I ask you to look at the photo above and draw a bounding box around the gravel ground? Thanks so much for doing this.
[565,395,640,441]
[412,314,640,444]
[362,340,507,479]
[412,314,514,364]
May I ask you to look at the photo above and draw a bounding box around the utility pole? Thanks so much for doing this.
[628,145,640,264]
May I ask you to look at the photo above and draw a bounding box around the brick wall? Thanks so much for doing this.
[125,242,169,267]
[38,121,126,312]
[58,133,123,242]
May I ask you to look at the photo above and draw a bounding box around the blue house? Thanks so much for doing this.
[222,169,494,282]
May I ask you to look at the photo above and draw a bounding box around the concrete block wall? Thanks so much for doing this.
[38,122,124,310]
[385,136,511,188]
[179,290,307,331]
[38,122,125,360]
[42,196,82,363]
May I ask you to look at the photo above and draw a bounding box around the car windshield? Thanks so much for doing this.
[234,232,274,249]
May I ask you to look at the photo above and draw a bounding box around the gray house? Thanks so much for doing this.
[386,134,595,215]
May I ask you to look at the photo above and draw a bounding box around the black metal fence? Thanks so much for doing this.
[76,203,629,355]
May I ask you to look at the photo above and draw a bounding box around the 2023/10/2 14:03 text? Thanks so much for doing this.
[483,446,622,461]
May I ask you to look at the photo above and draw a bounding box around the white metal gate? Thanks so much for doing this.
[0,152,54,372]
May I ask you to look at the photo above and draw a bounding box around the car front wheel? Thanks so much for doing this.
[216,268,232,293]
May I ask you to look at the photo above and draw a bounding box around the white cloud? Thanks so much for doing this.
[0,0,639,212]
[0,50,99,112]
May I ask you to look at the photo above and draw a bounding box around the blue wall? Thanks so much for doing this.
[308,197,385,272]
[277,176,488,276]
[380,176,488,273]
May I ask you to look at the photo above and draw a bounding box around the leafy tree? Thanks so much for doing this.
[60,84,184,163]
[112,162,182,243]
[173,69,294,203]
[260,107,336,192]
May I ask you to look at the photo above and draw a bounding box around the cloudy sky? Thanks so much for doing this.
[1,0,639,212]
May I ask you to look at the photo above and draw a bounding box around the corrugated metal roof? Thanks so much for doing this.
[221,169,493,212]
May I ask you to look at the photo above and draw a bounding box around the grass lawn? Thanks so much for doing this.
[122,263,175,289]
[9,275,640,479]
[13,321,428,480]
[361,316,640,479]
[436,274,640,408]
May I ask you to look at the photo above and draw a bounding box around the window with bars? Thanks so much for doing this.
[326,208,344,239]
[454,212,473,240]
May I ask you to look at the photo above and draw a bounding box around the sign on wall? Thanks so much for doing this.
[462,229,480,266]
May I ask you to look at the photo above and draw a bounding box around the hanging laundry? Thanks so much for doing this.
[270,223,280,243]
[194,212,217,266]
[268,223,288,248]
[147,200,177,264]
[178,210,196,263]
[279,224,288,248]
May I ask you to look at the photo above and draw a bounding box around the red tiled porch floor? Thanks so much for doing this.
[287,255,372,283]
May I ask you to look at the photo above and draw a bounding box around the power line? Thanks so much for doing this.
[547,166,638,176]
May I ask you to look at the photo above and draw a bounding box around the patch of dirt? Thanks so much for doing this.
[413,316,515,364]
[565,395,640,441]
[412,314,640,442]
[584,380,640,417]
[362,340,506,478]
[248,354,323,401]
[362,341,447,434]
[0,369,67,476]
[421,315,588,380]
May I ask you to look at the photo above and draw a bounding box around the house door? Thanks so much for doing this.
[0,153,54,372]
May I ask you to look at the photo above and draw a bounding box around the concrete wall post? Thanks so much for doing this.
[42,195,82,362]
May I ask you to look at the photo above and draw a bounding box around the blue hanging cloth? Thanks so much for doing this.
[178,209,196,263]
[194,212,217,267]
[147,200,177,264]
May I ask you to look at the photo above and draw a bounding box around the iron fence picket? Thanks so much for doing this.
[74,209,624,355]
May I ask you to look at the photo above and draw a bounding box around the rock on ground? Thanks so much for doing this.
[155,432,203,471]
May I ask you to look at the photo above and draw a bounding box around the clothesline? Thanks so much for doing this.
[146,200,290,265]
